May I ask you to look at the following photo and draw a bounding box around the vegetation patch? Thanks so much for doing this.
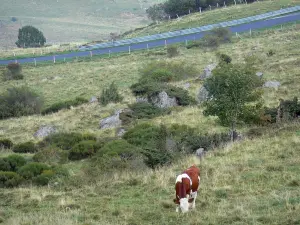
[12,141,37,153]
[99,82,123,106]
[0,139,13,149]
[68,140,103,160]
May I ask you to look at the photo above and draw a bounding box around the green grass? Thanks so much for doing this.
[123,0,300,38]
[0,123,299,224]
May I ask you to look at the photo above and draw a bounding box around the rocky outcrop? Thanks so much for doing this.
[34,126,57,138]
[150,91,178,108]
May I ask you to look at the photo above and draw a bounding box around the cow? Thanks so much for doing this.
[174,165,201,213]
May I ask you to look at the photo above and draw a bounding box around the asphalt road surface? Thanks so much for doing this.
[0,12,299,65]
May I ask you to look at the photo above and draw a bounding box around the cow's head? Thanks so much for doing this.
[174,177,189,213]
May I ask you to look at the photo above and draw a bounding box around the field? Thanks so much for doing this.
[1,2,300,224]
[0,0,163,50]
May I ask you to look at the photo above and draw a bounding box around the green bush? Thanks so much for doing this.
[68,140,103,160]
[139,61,198,82]
[16,25,46,48]
[186,40,202,49]
[33,170,55,186]
[0,171,23,188]
[40,132,96,150]
[0,139,13,149]
[3,63,23,81]
[123,123,173,168]
[41,97,88,115]
[210,27,232,44]
[167,45,179,58]
[33,147,69,163]
[129,102,171,120]
[201,34,221,49]
[0,158,11,171]
[217,53,232,64]
[5,154,27,172]
[12,141,37,153]
[99,82,123,106]
[17,162,50,179]
[0,86,44,120]
[130,81,195,106]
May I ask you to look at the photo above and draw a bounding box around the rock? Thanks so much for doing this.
[195,148,205,160]
[256,72,263,79]
[34,126,57,138]
[183,83,190,89]
[166,138,177,152]
[150,91,178,108]
[196,86,209,103]
[90,96,98,103]
[199,63,217,80]
[116,128,126,137]
[264,81,281,88]
[136,97,148,103]
[99,109,130,129]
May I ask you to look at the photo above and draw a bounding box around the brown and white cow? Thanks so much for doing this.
[174,165,201,213]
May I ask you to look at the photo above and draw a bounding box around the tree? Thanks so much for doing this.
[15,26,46,48]
[203,61,263,141]
[146,3,167,21]
[164,0,196,18]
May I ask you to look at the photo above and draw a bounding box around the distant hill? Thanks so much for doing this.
[0,0,163,49]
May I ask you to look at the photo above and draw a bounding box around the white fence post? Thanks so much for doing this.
[199,7,202,13]
[34,58,36,66]
[129,46,131,54]
[53,56,56,63]
[165,40,167,47]
[147,43,149,51]
[90,51,93,58]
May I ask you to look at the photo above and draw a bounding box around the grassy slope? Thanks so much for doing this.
[0,0,163,49]
[1,25,300,143]
[1,123,300,225]
[123,0,300,38]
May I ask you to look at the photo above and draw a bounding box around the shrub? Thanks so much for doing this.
[201,34,220,49]
[40,132,96,150]
[33,147,69,163]
[33,170,55,186]
[139,61,198,82]
[211,27,232,43]
[68,140,103,160]
[167,45,179,58]
[41,97,88,115]
[217,53,232,64]
[0,171,23,188]
[16,25,46,48]
[0,139,13,149]
[123,123,173,168]
[17,162,50,179]
[0,86,44,120]
[186,40,202,49]
[128,102,171,120]
[3,63,23,81]
[12,141,37,153]
[11,17,18,22]
[266,49,275,57]
[99,82,123,106]
[146,3,167,21]
[5,154,27,172]
[0,158,11,171]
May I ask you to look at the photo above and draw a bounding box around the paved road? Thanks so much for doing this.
[0,12,300,65]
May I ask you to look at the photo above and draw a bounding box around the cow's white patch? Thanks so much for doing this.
[179,198,189,213]
[190,191,197,199]
[175,173,192,186]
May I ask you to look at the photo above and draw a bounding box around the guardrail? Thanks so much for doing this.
[80,5,300,51]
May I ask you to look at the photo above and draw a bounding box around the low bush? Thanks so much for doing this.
[99,82,123,106]
[201,34,220,49]
[33,170,55,186]
[0,86,44,120]
[33,147,69,164]
[5,154,27,171]
[12,141,37,153]
[130,81,195,106]
[167,45,179,58]
[41,97,88,115]
[17,162,50,179]
[0,171,23,188]
[40,132,96,150]
[3,63,23,81]
[68,140,103,160]
[186,40,202,49]
[0,139,13,149]
[128,102,171,120]
[0,158,11,171]
[217,53,232,64]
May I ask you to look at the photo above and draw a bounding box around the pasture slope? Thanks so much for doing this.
[0,1,300,225]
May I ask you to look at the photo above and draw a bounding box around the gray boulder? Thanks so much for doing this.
[99,109,124,129]
[195,148,205,160]
[256,72,263,79]
[264,81,281,88]
[34,126,57,138]
[150,91,178,108]
[197,86,209,103]
[136,96,148,103]
[116,128,126,137]
[90,96,98,103]
[166,138,177,152]
[199,63,217,80]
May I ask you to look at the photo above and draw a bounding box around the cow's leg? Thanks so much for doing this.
[191,192,197,209]
[176,205,180,212]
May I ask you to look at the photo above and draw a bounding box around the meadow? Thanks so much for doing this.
[0,2,300,224]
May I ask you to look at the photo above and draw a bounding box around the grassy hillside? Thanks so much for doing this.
[0,0,163,49]
[1,123,299,225]
[123,0,300,38]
